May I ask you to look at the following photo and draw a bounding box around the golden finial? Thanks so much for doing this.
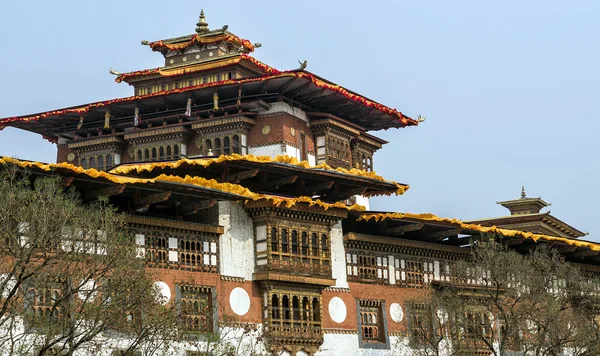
[196,10,209,33]
[521,186,526,198]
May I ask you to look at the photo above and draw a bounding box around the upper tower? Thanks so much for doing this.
[0,10,418,179]
[468,187,586,239]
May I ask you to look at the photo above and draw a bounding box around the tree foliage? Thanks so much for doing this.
[408,238,600,356]
[0,171,177,355]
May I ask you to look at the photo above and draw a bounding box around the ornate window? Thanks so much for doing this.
[179,285,214,333]
[358,300,386,345]
[265,290,322,344]
[408,302,433,345]
[346,252,388,284]
[81,158,88,169]
[132,227,219,272]
[267,224,330,277]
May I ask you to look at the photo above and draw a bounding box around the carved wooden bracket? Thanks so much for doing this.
[88,184,126,200]
[181,199,216,215]
[135,191,171,210]
[385,223,424,236]
[225,169,259,183]
[260,175,298,190]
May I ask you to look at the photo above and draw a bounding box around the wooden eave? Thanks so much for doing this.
[345,211,600,267]
[253,271,335,287]
[468,212,585,239]
[112,158,405,202]
[1,72,415,138]
[2,161,247,221]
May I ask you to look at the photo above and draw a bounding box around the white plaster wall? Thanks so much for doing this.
[218,201,255,280]
[308,153,316,166]
[285,144,300,161]
[317,334,412,356]
[355,195,370,210]
[330,221,348,289]
[249,144,284,159]
[258,102,308,123]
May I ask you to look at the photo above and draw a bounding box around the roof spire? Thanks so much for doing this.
[521,185,526,199]
[196,9,209,34]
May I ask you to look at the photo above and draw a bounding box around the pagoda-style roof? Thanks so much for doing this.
[115,54,278,84]
[143,10,255,56]
[467,212,586,239]
[0,71,417,137]
[344,211,600,267]
[109,154,408,202]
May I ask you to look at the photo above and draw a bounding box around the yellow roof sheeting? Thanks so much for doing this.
[358,212,600,252]
[0,157,365,212]
[109,154,409,196]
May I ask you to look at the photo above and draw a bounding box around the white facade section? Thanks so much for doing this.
[285,144,300,160]
[355,195,370,210]
[249,144,284,158]
[308,153,316,166]
[329,221,348,288]
[317,334,412,356]
[328,297,347,323]
[258,102,308,123]
[218,201,255,280]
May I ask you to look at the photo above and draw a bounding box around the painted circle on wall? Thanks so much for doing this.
[262,125,271,135]
[328,296,347,323]
[230,287,250,316]
[153,281,171,306]
[390,303,404,323]
[67,153,75,162]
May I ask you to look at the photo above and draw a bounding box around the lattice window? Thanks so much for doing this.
[180,285,213,333]
[346,252,388,284]
[408,302,433,344]
[454,309,492,346]
[146,236,168,264]
[179,239,218,272]
[267,290,322,342]
[268,224,330,276]
[359,300,386,343]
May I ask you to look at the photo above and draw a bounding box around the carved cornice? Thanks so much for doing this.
[220,275,246,283]
[253,271,335,287]
[191,115,255,132]
[124,126,191,144]
[323,328,358,335]
[324,287,351,293]
[344,232,470,260]
[126,215,223,234]
[245,201,348,222]
[68,136,125,155]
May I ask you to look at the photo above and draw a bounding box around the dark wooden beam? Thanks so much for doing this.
[260,175,298,190]
[385,223,424,236]
[135,191,172,210]
[225,169,260,183]
[302,180,334,196]
[181,199,217,215]
[502,237,525,246]
[288,81,312,99]
[554,244,578,253]
[567,250,599,260]
[425,228,462,242]
[325,187,367,201]
[62,177,75,188]
[296,87,327,101]
[87,184,126,200]
[313,92,339,106]
[279,77,298,95]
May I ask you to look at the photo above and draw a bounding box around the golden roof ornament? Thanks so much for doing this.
[196,10,209,34]
[521,185,526,199]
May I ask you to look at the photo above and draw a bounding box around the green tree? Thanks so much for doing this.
[0,170,177,355]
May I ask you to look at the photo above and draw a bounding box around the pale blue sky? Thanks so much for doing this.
[0,1,598,240]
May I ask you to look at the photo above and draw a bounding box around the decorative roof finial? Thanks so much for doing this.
[196,10,209,34]
[521,185,526,199]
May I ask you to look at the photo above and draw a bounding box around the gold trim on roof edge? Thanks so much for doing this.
[109,154,409,197]
[358,212,600,252]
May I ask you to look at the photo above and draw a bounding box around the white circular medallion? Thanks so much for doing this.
[67,153,75,162]
[182,56,187,62]
[328,296,347,323]
[230,287,250,316]
[169,59,174,64]
[262,125,271,135]
[196,54,200,59]
[209,51,214,57]
[77,279,98,302]
[390,303,404,323]
[153,281,171,305]
[290,127,296,137]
